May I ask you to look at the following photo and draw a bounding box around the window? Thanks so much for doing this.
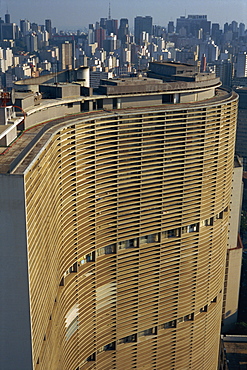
[103,342,116,351]
[86,252,95,262]
[203,218,213,227]
[216,212,223,220]
[118,334,137,344]
[118,240,128,249]
[200,305,208,313]
[139,327,157,337]
[182,224,199,233]
[69,263,78,273]
[81,353,95,366]
[188,224,198,233]
[67,102,73,108]
[64,262,78,277]
[147,233,159,243]
[118,238,138,250]
[79,252,95,265]
[163,320,176,329]
[162,231,168,239]
[168,228,180,238]
[105,244,116,254]
[86,353,95,362]
[128,238,138,248]
[140,236,148,245]
[97,244,116,256]
[184,313,194,321]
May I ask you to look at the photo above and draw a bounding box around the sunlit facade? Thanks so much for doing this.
[0,68,238,369]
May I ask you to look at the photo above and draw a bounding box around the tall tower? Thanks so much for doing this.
[0,63,239,370]
[5,12,10,24]
[45,19,52,38]
[134,16,153,44]
[236,52,247,77]
[108,2,111,20]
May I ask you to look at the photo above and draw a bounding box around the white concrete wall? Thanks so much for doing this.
[228,164,243,248]
[121,95,162,108]
[0,174,33,370]
[222,162,243,333]
[25,101,81,129]
[223,248,243,332]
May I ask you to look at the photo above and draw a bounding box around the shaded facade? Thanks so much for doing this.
[235,87,247,170]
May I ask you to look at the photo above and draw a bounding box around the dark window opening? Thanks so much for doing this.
[118,334,137,344]
[162,94,173,103]
[97,99,103,109]
[87,353,95,361]
[200,305,208,313]
[163,320,176,328]
[103,342,116,351]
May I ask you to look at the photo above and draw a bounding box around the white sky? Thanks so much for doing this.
[3,0,247,31]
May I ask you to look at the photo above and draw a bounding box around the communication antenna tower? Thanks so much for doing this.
[108,2,111,20]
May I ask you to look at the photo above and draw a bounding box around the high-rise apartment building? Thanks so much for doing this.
[59,41,73,70]
[95,27,106,49]
[134,16,153,44]
[1,17,17,40]
[5,13,10,24]
[168,21,175,34]
[0,63,238,369]
[236,52,247,77]
[20,19,31,36]
[45,19,52,38]
[176,15,211,38]
[234,87,247,169]
[118,18,129,45]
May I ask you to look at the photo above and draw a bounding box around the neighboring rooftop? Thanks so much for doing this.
[148,61,214,82]
[222,335,247,369]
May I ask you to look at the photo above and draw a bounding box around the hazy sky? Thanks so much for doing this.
[3,0,247,31]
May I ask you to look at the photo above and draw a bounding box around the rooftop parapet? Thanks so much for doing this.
[148,61,216,82]
[96,75,221,96]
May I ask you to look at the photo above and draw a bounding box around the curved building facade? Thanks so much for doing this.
[0,68,238,370]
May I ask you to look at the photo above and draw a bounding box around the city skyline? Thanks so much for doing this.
[4,0,247,31]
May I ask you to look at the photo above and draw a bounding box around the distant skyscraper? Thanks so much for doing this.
[45,19,52,37]
[31,23,39,33]
[5,13,10,24]
[95,27,106,49]
[106,19,118,36]
[168,21,175,33]
[176,15,210,38]
[1,22,16,40]
[118,18,129,45]
[224,22,229,33]
[59,41,73,70]
[211,23,219,36]
[88,24,95,44]
[20,19,30,36]
[103,33,118,53]
[100,17,107,29]
[215,59,233,88]
[236,52,247,77]
[134,16,153,44]
[239,22,245,37]
[231,20,238,33]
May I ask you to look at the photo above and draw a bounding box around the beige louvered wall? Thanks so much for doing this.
[24,95,237,370]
